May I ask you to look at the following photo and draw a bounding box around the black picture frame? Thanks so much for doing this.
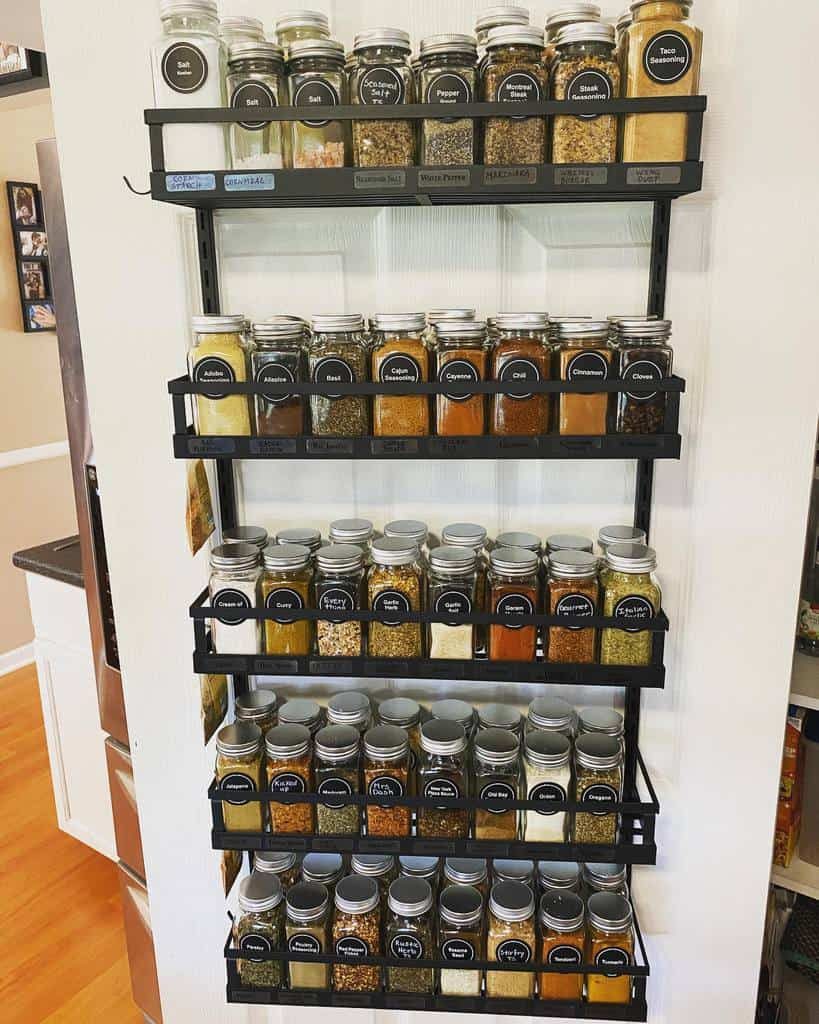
[7,180,55,333]
[0,47,48,97]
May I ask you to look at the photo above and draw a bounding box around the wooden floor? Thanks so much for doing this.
[0,664,143,1023]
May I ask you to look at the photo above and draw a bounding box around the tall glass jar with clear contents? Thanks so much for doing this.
[250,321,307,436]
[600,543,661,666]
[441,523,488,650]
[443,859,489,897]
[386,877,435,994]
[227,42,291,170]
[418,35,478,167]
[188,315,251,436]
[598,525,647,586]
[427,546,479,659]
[544,2,603,65]
[235,872,284,988]
[486,881,536,999]
[351,29,416,167]
[490,313,552,436]
[435,321,488,436]
[488,547,540,662]
[367,537,423,659]
[209,542,261,655]
[302,853,345,898]
[288,39,350,168]
[586,892,634,1005]
[524,730,572,842]
[583,862,629,898]
[256,850,301,892]
[556,319,614,435]
[308,315,369,436]
[285,881,331,991]
[315,544,365,657]
[370,313,430,436]
[483,26,549,166]
[614,319,674,434]
[274,10,330,56]
[351,854,398,912]
[439,884,484,997]
[259,543,312,656]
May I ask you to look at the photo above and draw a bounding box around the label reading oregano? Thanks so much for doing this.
[643,31,693,85]
[231,80,276,131]
[162,42,208,94]
[193,356,236,400]
[582,783,618,816]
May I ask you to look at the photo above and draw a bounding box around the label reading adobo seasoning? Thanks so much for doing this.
[265,586,304,623]
[434,590,472,626]
[496,939,532,964]
[220,771,255,806]
[499,358,541,400]
[231,80,276,130]
[530,781,567,816]
[256,362,295,404]
[643,31,693,84]
[193,356,236,400]
[359,66,405,105]
[582,783,618,816]
[161,42,208,93]
[313,356,354,400]
[293,78,339,127]
[566,70,613,120]
[390,933,424,960]
[624,360,663,402]
[440,359,480,402]
[555,593,595,630]
[372,589,412,627]
[613,595,654,632]
[480,781,516,813]
[239,933,272,963]
[442,938,476,961]
[495,592,535,630]
[379,353,421,384]
[496,71,542,119]
[212,588,252,625]
[288,933,322,956]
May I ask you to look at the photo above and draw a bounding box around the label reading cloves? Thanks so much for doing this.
[623,360,663,402]
[161,42,208,93]
[231,80,276,131]
[643,31,693,85]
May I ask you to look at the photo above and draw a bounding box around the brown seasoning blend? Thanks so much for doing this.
[265,723,314,834]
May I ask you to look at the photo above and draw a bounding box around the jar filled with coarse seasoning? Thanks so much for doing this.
[492,859,535,887]
[302,853,345,897]
[235,872,284,988]
[235,690,278,735]
[351,29,416,167]
[583,862,629,897]
[364,724,411,837]
[274,10,330,55]
[327,691,372,734]
[315,544,366,658]
[524,730,572,842]
[537,860,581,896]
[547,548,600,663]
[527,695,577,737]
[490,312,552,436]
[551,22,620,164]
[598,525,646,585]
[378,697,422,757]
[539,891,586,1002]
[435,320,488,436]
[487,881,537,999]
[227,42,290,170]
[483,26,549,166]
[444,858,489,898]
[574,733,623,844]
[488,547,540,662]
[579,707,625,744]
[417,719,469,840]
[313,724,360,835]
[418,34,478,167]
[430,699,476,736]
[260,543,313,656]
[286,881,330,991]
[210,543,261,655]
[277,526,323,555]
[332,875,382,993]
[352,854,398,911]
[545,3,602,64]
[600,543,661,666]
[370,313,430,436]
[288,38,350,168]
[368,537,423,659]
[329,518,374,554]
[278,698,324,735]
[265,723,313,834]
[427,546,479,659]
[255,850,301,891]
[216,722,265,831]
[478,703,523,737]
[439,884,485,997]
[614,319,674,434]
[386,877,435,994]
[586,892,634,1005]
[189,315,251,436]
[474,728,520,840]
[250,321,306,436]
[556,319,613,435]
[308,315,369,436]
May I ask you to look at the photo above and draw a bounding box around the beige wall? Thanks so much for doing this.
[0,88,77,657]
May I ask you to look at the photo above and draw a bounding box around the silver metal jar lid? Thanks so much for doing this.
[191,313,245,333]
[370,536,419,567]
[399,857,440,880]
[598,525,647,550]
[427,309,476,324]
[388,876,433,917]
[435,320,488,340]
[363,724,409,761]
[617,9,634,30]
[546,3,602,30]
[587,891,633,932]
[275,10,330,33]
[583,862,628,892]
[445,858,488,886]
[478,703,522,732]
[224,526,269,550]
[548,548,598,578]
[476,5,530,32]
[161,0,217,20]
[440,884,483,927]
[555,319,609,339]
[420,718,467,756]
[216,721,262,758]
[263,542,311,572]
[314,724,360,761]
[371,312,426,332]
[378,697,421,728]
[616,318,672,339]
[537,860,580,889]
[546,533,594,555]
[327,691,371,727]
[575,732,622,770]
[489,546,539,576]
[278,698,323,729]
[210,542,260,572]
[429,545,477,575]
[430,699,475,731]
[486,24,545,48]
[252,320,304,342]
[277,527,322,552]
[351,853,395,877]
[493,860,535,884]
[489,880,535,923]
[255,850,298,875]
[495,531,541,553]
[525,730,571,768]
[579,707,624,738]
[474,727,520,766]
[288,38,345,61]
[631,0,691,9]
[419,33,478,59]
[604,542,657,574]
[316,543,365,574]
[286,881,329,923]
[539,891,585,933]
[311,313,365,333]
[556,20,614,45]
[221,15,264,34]
[329,519,374,544]
[494,312,550,331]
[228,41,285,64]
[353,28,412,53]
[239,871,283,913]
[334,875,379,915]
[265,723,311,759]
[441,523,487,550]
[384,519,428,547]
[235,690,278,724]
[302,852,344,884]
[527,695,576,732]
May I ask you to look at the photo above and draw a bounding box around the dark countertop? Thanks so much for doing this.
[13,535,85,588]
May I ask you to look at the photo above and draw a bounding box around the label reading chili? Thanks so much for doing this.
[359,66,405,105]
[496,939,532,964]
[495,592,535,630]
[293,78,339,127]
[161,42,208,93]
[529,781,567,816]
[440,359,480,401]
[496,71,542,120]
[193,356,236,400]
[335,936,369,959]
[581,783,618,816]
[434,590,472,626]
[313,356,354,399]
[231,80,276,131]
[256,362,295,404]
[549,944,582,966]
[379,353,421,384]
[288,933,322,956]
[372,589,411,627]
[270,772,307,795]
[596,946,630,977]
[220,772,255,806]
[318,776,353,808]
[390,933,424,960]
[623,360,663,402]
[566,351,609,389]
[499,358,541,401]
[643,31,693,85]
[368,775,405,799]
[212,588,252,625]
[265,587,304,624]
[566,69,613,120]
[239,932,272,963]
[479,781,516,812]
[613,595,654,632]
[555,593,595,630]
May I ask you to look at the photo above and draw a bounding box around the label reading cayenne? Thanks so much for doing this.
[440,358,480,402]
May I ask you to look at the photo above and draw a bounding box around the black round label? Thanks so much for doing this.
[270,772,306,796]
[161,42,208,94]
[496,939,532,964]
[497,71,542,119]
[318,585,356,616]
[318,776,353,809]
[220,771,255,806]
[193,356,236,401]
[231,80,276,131]
[555,593,595,631]
[440,359,479,402]
[549,944,583,967]
[613,595,654,633]
[212,588,252,626]
[442,938,476,962]
[596,946,631,977]
[566,351,609,387]
[495,592,535,630]
[336,936,369,959]
[530,781,567,816]
[379,353,421,384]
[265,587,305,624]
[426,71,471,122]
[480,781,516,813]
[566,69,613,120]
[624,360,663,402]
[255,362,295,405]
[499,358,541,401]
[390,933,423,960]
[582,783,618,816]
[373,589,411,627]
[288,933,322,956]
[240,932,272,963]
[368,775,405,799]
[434,590,472,626]
[424,777,460,810]
[313,356,354,400]
[294,78,339,127]
[358,66,405,105]
[643,31,693,85]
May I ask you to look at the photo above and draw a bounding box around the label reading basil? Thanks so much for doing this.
[596,946,630,977]
[265,587,304,624]
[193,356,236,401]
[212,588,252,626]
[390,933,423,960]
[336,936,369,959]
[555,593,595,630]
[582,783,618,816]
[643,31,693,84]
[613,595,654,633]
[161,42,208,94]
[442,938,476,962]
[549,944,583,967]
[256,362,295,404]
[368,775,405,799]
[496,939,532,964]
[480,781,516,813]
[423,777,460,810]
[270,772,307,796]
[566,351,610,389]
[426,71,471,123]
[496,71,542,119]
[379,353,421,384]
[495,592,535,630]
[313,356,354,400]
[239,932,272,962]
[566,70,613,120]
[318,585,356,618]
[220,771,255,806]
[231,80,276,130]
[530,781,567,816]
[318,776,353,809]
[288,933,322,956]
[624,360,663,402]
[359,66,405,105]
[499,358,541,401]
[373,588,411,627]
[440,359,480,401]
[434,590,472,626]
[294,78,339,127]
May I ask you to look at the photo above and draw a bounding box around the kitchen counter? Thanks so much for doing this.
[13,535,84,588]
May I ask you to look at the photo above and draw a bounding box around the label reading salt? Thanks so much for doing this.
[293,79,339,127]
[162,42,208,93]
[230,80,276,130]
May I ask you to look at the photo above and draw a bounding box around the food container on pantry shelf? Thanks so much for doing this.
[314,544,366,658]
[276,526,323,554]
[250,321,306,436]
[598,525,647,586]
[482,25,549,166]
[496,530,541,553]
[188,315,251,437]
[265,723,314,835]
[332,875,382,993]
[350,28,416,167]
[377,697,422,756]
[600,542,661,666]
[327,691,372,733]
[285,882,331,991]
[308,315,369,436]
[434,320,489,436]
[363,724,411,837]
[427,547,480,660]
[235,872,284,988]
[486,881,537,999]
[475,4,530,52]
[227,42,290,171]
[586,892,635,1005]
[430,698,475,736]
[223,525,269,549]
[583,862,629,897]
[579,707,625,744]
[492,859,535,886]
[288,39,349,168]
[278,698,324,735]
[442,523,489,644]
[490,312,552,436]
[524,730,572,842]
[614,319,674,434]
[384,519,429,558]
[275,9,329,50]
[526,695,577,737]
[219,16,264,46]
[417,719,469,840]
[367,537,423,659]
[418,34,479,167]
[235,689,278,735]
[444,858,489,897]
[478,703,523,736]
[216,722,264,832]
[423,307,476,348]
[545,3,603,58]
[487,546,540,662]
[255,850,300,891]
[546,533,594,555]
[260,543,313,656]
[538,891,586,1001]
[616,8,633,48]
[370,313,430,436]
[328,517,374,554]
[438,884,485,997]
[547,548,600,664]
[351,854,398,910]
[573,733,623,844]
[399,857,441,897]
[537,860,581,895]
[208,542,261,655]
[301,853,345,896]
[556,319,613,435]
[313,724,360,836]
[474,728,520,841]
[386,877,435,994]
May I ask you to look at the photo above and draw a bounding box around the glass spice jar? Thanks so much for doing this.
[478,703,523,737]
[250,321,307,436]
[598,525,646,586]
[475,5,530,56]
[384,520,430,563]
[538,891,586,1002]
[546,533,594,557]
[488,547,540,662]
[216,722,265,832]
[315,544,366,658]
[278,698,324,736]
[235,689,278,736]
[474,728,520,841]
[286,881,331,991]
[219,15,264,47]
[526,695,577,738]
[583,862,629,898]
[417,719,469,840]
[556,319,613,435]
[574,733,623,844]
[351,854,398,911]
[227,42,290,170]
[367,537,423,659]
[265,723,314,835]
[377,697,422,757]
[277,526,323,555]
[308,314,369,436]
[313,724,360,836]
[614,319,674,434]
[288,38,350,168]
[496,531,541,554]
[363,724,411,837]
[332,876,382,993]
[483,26,549,166]
[329,518,374,555]
[492,860,535,888]
[235,871,284,988]
[418,34,478,167]
[255,850,301,892]
[441,523,488,650]
[189,314,251,436]
[398,858,441,899]
[547,548,600,664]
[430,699,476,737]
[386,877,435,994]
[302,853,345,898]
[439,884,485,997]
[424,307,477,349]
[259,543,313,656]
[274,9,330,56]
[223,525,268,550]
[490,312,552,436]
[600,543,661,666]
[579,707,625,744]
[351,29,416,167]
[444,859,489,899]
[370,313,430,436]
[537,861,581,896]
[435,320,489,436]
[427,546,479,660]
[586,892,634,1005]
[524,730,572,842]
[545,3,603,64]
[486,881,537,999]
[327,691,372,734]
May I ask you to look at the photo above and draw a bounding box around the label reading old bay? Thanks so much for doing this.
[480,781,516,811]
[162,42,208,93]
[643,31,693,84]
[231,80,276,130]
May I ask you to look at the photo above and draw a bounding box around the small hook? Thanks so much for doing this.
[123,175,151,196]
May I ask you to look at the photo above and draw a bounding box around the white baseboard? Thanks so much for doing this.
[0,440,69,471]
[0,643,35,676]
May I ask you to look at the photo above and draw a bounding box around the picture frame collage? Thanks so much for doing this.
[6,181,55,332]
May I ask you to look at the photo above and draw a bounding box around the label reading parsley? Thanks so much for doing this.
[496,939,532,964]
[239,933,272,963]
[530,781,567,816]
[643,31,693,84]
[555,593,595,630]
[193,356,235,400]
[499,358,541,400]
[220,772,255,806]
[231,80,276,130]
[566,70,613,120]
[390,933,424,960]
[212,588,252,625]
[613,595,654,632]
[161,42,208,93]
[372,589,411,627]
[359,66,405,105]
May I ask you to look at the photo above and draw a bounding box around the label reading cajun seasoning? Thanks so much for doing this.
[434,590,472,626]
[499,358,541,401]
[555,593,595,630]
[495,592,535,630]
[231,80,276,131]
[643,31,693,85]
[220,771,255,806]
[529,781,567,816]
[372,588,411,627]
[270,771,307,795]
[335,936,369,958]
[496,71,542,120]
[293,78,339,127]
[613,595,654,632]
[480,781,516,813]
[359,66,405,105]
[496,939,532,963]
[193,356,236,400]
[581,783,618,816]
[623,360,663,402]
[239,932,272,963]
[548,945,582,966]
[566,69,613,120]
[440,359,480,402]
[390,933,424,959]
[596,946,630,977]
[442,938,476,961]
[313,356,354,400]
[379,353,421,384]
[318,776,354,809]
[256,362,295,404]
[368,775,405,799]
[265,587,305,624]
[212,588,252,625]
[161,42,208,93]
[288,933,322,955]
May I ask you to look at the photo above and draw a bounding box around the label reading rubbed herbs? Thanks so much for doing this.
[193,356,236,400]
[643,31,693,84]
[231,80,276,131]
[359,66,405,105]
[161,42,208,93]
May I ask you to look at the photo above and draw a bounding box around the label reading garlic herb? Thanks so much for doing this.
[373,589,411,627]
[643,31,693,84]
